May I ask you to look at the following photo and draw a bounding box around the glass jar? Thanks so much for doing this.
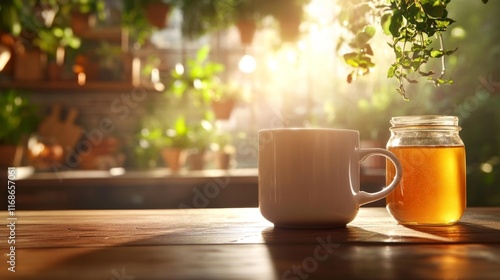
[385,115,466,226]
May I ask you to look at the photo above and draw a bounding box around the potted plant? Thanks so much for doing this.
[176,0,310,43]
[122,0,172,47]
[261,0,309,43]
[94,41,127,81]
[144,0,172,29]
[69,0,105,35]
[33,25,81,80]
[210,81,242,120]
[166,45,225,111]
[160,116,190,172]
[134,116,163,169]
[185,120,213,170]
[174,0,234,39]
[211,131,235,170]
[122,0,151,47]
[0,89,39,167]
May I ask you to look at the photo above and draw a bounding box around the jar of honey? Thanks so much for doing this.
[386,115,466,225]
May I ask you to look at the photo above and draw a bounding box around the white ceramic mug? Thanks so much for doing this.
[258,128,403,228]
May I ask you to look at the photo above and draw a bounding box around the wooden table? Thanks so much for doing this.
[2,208,500,279]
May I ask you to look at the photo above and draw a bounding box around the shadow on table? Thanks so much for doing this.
[30,225,398,279]
[403,221,500,243]
[259,224,500,279]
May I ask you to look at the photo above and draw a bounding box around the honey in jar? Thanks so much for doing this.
[385,116,466,225]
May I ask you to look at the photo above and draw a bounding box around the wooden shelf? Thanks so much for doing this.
[76,27,129,51]
[0,81,155,92]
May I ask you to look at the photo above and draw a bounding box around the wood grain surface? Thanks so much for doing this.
[1,208,500,279]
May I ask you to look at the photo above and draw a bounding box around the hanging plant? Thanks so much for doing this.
[174,0,310,43]
[338,0,489,100]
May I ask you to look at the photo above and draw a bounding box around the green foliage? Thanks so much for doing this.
[71,0,105,19]
[33,26,81,58]
[163,116,191,149]
[136,45,224,167]
[134,115,190,168]
[136,114,213,152]
[385,0,458,99]
[188,119,214,150]
[338,0,489,99]
[167,45,225,108]
[121,0,155,46]
[0,0,23,36]
[0,90,39,145]
[174,0,237,39]
[175,0,310,42]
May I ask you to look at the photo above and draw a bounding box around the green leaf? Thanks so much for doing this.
[358,56,375,68]
[444,47,458,55]
[343,52,359,67]
[196,45,210,63]
[387,65,396,78]
[354,30,372,47]
[389,12,403,37]
[381,13,392,35]
[430,49,444,58]
[436,18,456,29]
[419,70,435,76]
[422,2,446,19]
[364,25,376,38]
[404,77,418,83]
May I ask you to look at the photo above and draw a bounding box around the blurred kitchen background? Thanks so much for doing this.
[0,0,499,209]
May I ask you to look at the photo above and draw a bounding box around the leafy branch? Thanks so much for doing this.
[338,0,489,100]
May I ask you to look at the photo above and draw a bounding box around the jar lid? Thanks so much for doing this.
[390,115,461,131]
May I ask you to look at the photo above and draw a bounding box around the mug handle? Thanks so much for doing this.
[352,148,403,206]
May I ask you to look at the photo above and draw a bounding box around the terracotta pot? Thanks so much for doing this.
[14,49,46,81]
[214,151,232,170]
[0,145,23,167]
[212,100,235,120]
[146,2,171,29]
[161,148,186,172]
[186,149,205,171]
[71,11,96,35]
[236,20,257,45]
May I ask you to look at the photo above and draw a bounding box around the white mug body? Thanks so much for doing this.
[258,128,402,228]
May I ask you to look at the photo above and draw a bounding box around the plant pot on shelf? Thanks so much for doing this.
[186,148,206,171]
[212,100,235,120]
[70,11,96,35]
[14,49,46,81]
[145,2,171,29]
[161,148,186,172]
[214,151,233,170]
[236,20,257,45]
